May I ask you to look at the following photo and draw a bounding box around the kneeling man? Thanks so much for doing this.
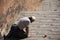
[3,16,36,39]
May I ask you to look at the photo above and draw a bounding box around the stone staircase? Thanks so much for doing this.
[19,0,60,40]
[19,11,60,40]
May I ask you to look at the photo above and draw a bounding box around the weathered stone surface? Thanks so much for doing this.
[0,0,42,28]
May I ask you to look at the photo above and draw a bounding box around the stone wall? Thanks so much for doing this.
[0,0,42,28]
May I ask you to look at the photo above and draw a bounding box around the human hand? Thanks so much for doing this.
[26,35,31,38]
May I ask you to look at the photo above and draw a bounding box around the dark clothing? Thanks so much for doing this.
[4,24,27,39]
